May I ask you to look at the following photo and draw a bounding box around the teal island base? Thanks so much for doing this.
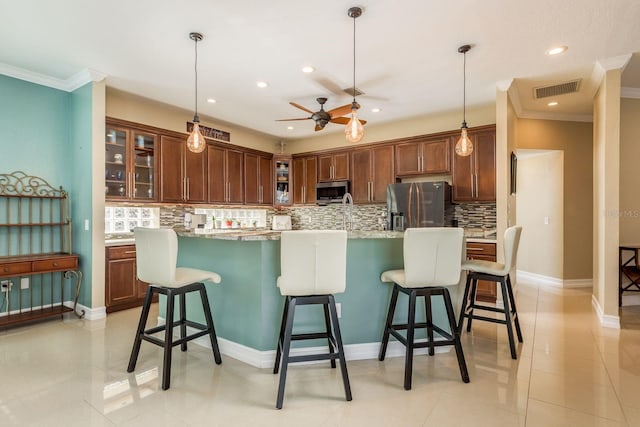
[164,232,455,368]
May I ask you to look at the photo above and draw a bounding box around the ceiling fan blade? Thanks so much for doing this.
[314,124,323,132]
[275,117,311,121]
[290,102,314,114]
[327,104,353,118]
[329,117,350,125]
[359,118,367,125]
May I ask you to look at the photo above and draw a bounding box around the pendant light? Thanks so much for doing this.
[455,44,474,157]
[345,6,364,143]
[187,32,206,154]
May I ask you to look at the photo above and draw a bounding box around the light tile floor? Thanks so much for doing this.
[1,281,639,426]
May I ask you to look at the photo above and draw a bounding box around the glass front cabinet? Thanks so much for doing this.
[105,123,157,202]
[274,156,291,206]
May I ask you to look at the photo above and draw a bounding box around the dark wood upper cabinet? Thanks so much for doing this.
[452,129,496,202]
[159,135,206,203]
[350,145,394,203]
[395,137,450,176]
[292,156,317,204]
[244,153,273,205]
[208,145,244,204]
[318,151,349,181]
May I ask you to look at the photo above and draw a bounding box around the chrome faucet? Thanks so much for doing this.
[342,192,353,231]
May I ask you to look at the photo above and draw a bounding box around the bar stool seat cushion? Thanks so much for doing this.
[172,268,221,288]
[462,259,506,276]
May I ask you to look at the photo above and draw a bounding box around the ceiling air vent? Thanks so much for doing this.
[534,79,581,99]
[343,87,365,97]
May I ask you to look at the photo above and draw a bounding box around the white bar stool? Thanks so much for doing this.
[273,230,352,409]
[379,227,469,390]
[457,225,523,359]
[127,227,223,390]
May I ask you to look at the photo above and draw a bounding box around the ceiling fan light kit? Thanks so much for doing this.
[455,44,474,157]
[187,32,206,154]
[345,6,364,143]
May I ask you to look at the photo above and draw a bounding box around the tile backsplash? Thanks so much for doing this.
[105,206,160,233]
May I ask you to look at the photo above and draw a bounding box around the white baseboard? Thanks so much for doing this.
[591,294,620,329]
[159,319,450,369]
[517,270,592,289]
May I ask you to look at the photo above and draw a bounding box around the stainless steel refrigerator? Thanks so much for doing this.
[386,182,453,230]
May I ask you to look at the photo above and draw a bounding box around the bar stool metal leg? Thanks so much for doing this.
[127,286,155,373]
[404,290,417,390]
[179,292,187,352]
[506,275,523,343]
[273,296,289,375]
[323,302,337,369]
[499,278,517,359]
[276,296,297,409]
[457,273,473,333]
[162,289,175,390]
[425,294,435,356]
[379,284,399,361]
[328,295,352,401]
[443,288,469,383]
[199,285,221,364]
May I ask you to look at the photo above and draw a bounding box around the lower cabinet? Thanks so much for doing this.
[466,241,497,302]
[106,245,153,313]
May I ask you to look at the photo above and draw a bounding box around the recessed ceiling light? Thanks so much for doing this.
[302,66,315,73]
[546,46,568,56]
[287,126,294,130]
[371,108,381,113]
[547,101,558,106]
[256,81,269,88]
[207,98,217,104]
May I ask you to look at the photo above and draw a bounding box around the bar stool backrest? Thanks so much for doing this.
[403,227,464,288]
[134,227,178,286]
[499,226,523,276]
[278,230,347,296]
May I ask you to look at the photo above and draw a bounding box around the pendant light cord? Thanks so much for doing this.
[462,50,466,126]
[194,36,199,122]
[352,14,357,105]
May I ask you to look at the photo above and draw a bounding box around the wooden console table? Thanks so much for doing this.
[0,171,84,328]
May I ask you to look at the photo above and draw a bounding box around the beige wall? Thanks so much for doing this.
[106,88,278,153]
[593,68,622,320]
[619,98,640,243]
[288,104,495,154]
[516,119,593,280]
[516,151,564,279]
[92,80,106,310]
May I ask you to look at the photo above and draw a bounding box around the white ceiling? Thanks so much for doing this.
[1,0,639,139]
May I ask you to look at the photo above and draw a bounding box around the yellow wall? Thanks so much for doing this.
[619,98,640,243]
[516,118,593,280]
[592,68,621,320]
[106,88,278,153]
[288,105,496,153]
[516,151,564,279]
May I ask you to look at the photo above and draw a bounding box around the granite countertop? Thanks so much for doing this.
[106,228,497,244]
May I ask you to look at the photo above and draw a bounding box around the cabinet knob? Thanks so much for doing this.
[53,262,59,267]
[3,267,8,272]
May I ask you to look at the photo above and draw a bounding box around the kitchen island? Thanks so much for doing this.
[167,229,458,368]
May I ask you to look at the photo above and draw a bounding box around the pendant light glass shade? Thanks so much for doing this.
[187,32,206,154]
[345,102,364,142]
[455,125,474,156]
[187,121,206,153]
[455,44,473,157]
[346,7,364,143]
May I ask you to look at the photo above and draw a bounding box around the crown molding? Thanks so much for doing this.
[0,62,107,92]
[516,109,593,123]
[621,87,640,99]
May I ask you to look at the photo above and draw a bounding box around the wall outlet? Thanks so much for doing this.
[336,303,342,318]
[1,280,12,292]
[20,277,29,290]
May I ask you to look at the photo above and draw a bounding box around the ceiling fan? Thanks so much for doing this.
[276,97,366,131]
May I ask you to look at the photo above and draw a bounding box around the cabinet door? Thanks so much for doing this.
[185,148,207,203]
[395,142,421,176]
[259,155,273,204]
[159,136,185,202]
[304,156,317,204]
[227,149,244,204]
[422,138,450,174]
[466,242,497,302]
[317,155,333,181]
[292,157,305,204]
[244,153,259,204]
[106,257,137,308]
[105,126,130,200]
[132,131,157,201]
[451,138,475,202]
[207,146,226,203]
[332,152,349,180]
[371,145,395,202]
[474,132,496,201]
[350,149,372,203]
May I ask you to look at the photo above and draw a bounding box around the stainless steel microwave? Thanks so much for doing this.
[316,181,349,205]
